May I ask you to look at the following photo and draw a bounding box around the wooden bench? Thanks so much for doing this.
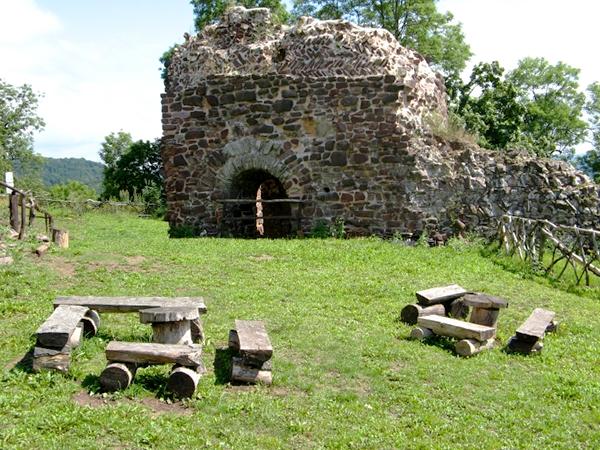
[54,296,207,342]
[412,314,497,357]
[507,308,557,354]
[415,284,467,306]
[33,305,93,373]
[228,320,273,385]
[100,341,205,397]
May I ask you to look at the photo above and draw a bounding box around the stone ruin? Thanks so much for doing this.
[161,7,600,238]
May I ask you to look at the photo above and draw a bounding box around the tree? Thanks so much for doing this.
[49,181,97,202]
[101,139,163,201]
[0,79,45,174]
[292,0,472,78]
[190,0,289,32]
[451,62,525,150]
[99,130,133,169]
[507,57,587,158]
[576,82,600,181]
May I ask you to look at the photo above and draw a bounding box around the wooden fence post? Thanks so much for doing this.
[18,194,27,240]
[9,192,19,231]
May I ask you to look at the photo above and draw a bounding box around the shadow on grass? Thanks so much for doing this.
[9,347,34,373]
[94,329,151,343]
[82,373,101,392]
[214,347,233,385]
[400,335,457,354]
[134,368,169,398]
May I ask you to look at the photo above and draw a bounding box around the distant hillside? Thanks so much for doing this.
[14,157,104,193]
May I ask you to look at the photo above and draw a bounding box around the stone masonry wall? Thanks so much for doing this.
[161,7,600,238]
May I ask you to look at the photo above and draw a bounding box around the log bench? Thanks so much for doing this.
[54,296,207,342]
[412,315,498,357]
[33,305,97,373]
[100,341,205,397]
[507,308,557,354]
[228,320,273,385]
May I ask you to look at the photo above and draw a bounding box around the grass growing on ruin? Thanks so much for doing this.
[1,211,599,449]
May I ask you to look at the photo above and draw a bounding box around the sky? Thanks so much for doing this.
[1,0,599,162]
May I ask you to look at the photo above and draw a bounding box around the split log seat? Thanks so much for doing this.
[139,306,199,345]
[415,284,467,306]
[100,341,205,397]
[33,305,92,373]
[54,296,207,342]
[507,308,557,354]
[229,320,273,385]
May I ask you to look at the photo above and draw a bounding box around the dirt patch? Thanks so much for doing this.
[125,256,146,266]
[249,254,274,262]
[46,256,76,277]
[72,391,193,416]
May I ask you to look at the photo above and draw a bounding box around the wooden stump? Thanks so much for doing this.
[455,338,496,357]
[400,303,445,325]
[228,329,240,352]
[446,299,469,320]
[100,362,137,392]
[35,243,50,257]
[231,357,272,385]
[139,306,199,345]
[167,366,202,398]
[410,326,433,340]
[469,307,500,328]
[52,229,69,249]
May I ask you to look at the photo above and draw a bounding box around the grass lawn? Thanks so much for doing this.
[1,211,599,449]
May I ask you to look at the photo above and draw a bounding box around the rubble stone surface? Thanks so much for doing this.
[161,7,599,238]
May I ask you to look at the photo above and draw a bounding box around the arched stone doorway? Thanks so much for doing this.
[226,169,293,238]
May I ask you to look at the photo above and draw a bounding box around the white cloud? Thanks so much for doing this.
[0,0,61,44]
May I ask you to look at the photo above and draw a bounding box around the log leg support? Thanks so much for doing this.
[455,338,497,357]
[410,326,433,340]
[469,307,500,328]
[167,365,203,398]
[400,304,445,325]
[507,336,544,354]
[80,310,101,337]
[191,318,204,344]
[100,362,137,392]
[231,357,272,385]
[152,320,193,345]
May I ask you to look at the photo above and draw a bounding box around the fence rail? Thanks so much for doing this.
[0,180,55,239]
[499,215,600,285]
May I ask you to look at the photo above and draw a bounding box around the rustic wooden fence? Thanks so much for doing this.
[499,215,600,285]
[0,180,54,240]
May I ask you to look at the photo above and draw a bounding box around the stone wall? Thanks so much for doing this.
[161,7,600,238]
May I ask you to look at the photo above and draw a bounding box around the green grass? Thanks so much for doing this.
[1,211,599,449]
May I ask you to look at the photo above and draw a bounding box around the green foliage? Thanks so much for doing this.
[159,44,179,83]
[452,58,592,158]
[190,0,290,32]
[310,218,346,238]
[578,83,600,181]
[0,79,45,174]
[100,137,165,215]
[292,0,472,78]
[507,58,588,157]
[48,181,97,202]
[99,131,133,169]
[450,61,525,149]
[1,211,600,447]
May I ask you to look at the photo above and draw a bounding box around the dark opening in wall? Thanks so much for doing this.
[226,169,292,238]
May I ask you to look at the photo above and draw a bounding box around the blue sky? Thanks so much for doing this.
[1,0,599,162]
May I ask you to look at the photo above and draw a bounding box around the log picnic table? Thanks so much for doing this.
[54,296,207,343]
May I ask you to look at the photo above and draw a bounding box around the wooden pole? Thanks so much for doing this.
[167,365,201,397]
[100,362,137,392]
[18,194,27,240]
[9,192,19,231]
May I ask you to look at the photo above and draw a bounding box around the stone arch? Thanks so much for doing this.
[215,138,297,238]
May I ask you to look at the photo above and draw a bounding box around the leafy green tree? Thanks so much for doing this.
[451,62,525,150]
[577,82,600,181]
[0,79,45,174]
[99,131,133,169]
[507,57,587,157]
[292,0,472,78]
[191,0,289,32]
[101,139,163,201]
